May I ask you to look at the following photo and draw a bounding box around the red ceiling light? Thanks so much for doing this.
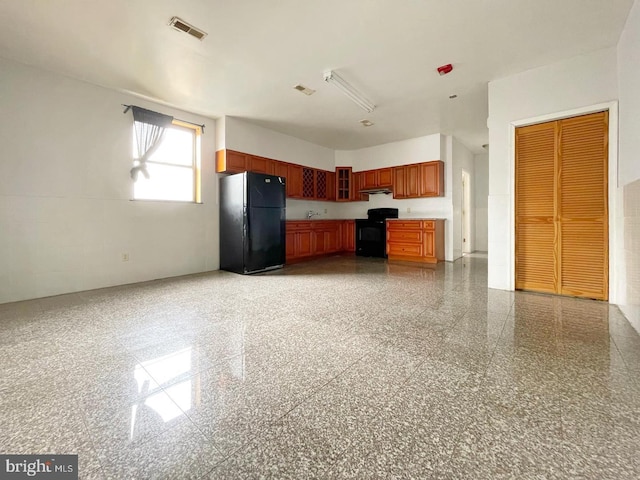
[437,64,453,76]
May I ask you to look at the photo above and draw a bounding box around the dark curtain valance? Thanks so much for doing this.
[126,106,174,180]
[131,106,174,128]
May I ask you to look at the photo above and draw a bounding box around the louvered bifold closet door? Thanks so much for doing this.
[558,112,608,300]
[515,122,557,294]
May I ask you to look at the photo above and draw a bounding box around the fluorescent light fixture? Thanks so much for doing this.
[323,71,375,113]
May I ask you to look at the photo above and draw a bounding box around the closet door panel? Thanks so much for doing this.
[516,222,557,293]
[560,221,607,299]
[515,122,557,293]
[558,111,608,300]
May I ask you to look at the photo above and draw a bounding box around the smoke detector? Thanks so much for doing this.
[360,119,374,127]
[168,17,207,40]
[437,64,453,76]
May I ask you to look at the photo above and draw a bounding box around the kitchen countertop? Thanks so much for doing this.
[286,218,361,221]
[386,218,446,221]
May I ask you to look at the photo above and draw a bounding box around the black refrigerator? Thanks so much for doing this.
[219,172,286,274]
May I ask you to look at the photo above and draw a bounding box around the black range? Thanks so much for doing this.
[355,208,399,258]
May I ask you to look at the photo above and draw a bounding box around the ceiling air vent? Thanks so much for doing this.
[294,84,316,96]
[169,17,207,40]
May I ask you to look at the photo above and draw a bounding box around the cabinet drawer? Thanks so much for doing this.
[387,230,422,244]
[422,220,435,230]
[387,243,423,257]
[286,221,312,232]
[387,221,421,230]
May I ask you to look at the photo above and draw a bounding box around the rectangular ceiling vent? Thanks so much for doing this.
[169,17,207,40]
[294,84,316,96]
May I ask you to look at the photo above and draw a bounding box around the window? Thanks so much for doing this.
[133,120,201,202]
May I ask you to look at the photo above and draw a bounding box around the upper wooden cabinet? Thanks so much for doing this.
[316,170,328,200]
[362,168,392,189]
[216,150,248,174]
[393,164,419,198]
[302,167,316,199]
[378,168,393,187]
[216,150,273,175]
[362,170,378,189]
[327,171,336,201]
[393,161,443,198]
[393,167,407,199]
[273,161,288,180]
[249,155,274,175]
[336,167,352,202]
[419,161,444,197]
[287,164,303,198]
[352,172,369,201]
[217,149,444,201]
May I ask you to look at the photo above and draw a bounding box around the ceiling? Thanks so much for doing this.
[0,1,633,153]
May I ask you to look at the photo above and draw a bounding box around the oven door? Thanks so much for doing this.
[355,220,387,258]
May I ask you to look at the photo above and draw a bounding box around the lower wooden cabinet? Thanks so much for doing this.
[343,220,355,252]
[386,219,445,264]
[286,220,354,263]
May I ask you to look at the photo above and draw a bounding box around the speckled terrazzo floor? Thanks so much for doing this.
[1,255,639,479]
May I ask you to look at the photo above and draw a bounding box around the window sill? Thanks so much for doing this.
[130,199,203,204]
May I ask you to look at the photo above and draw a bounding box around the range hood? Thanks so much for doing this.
[359,186,393,195]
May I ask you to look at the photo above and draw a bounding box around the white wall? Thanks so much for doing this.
[452,139,475,259]
[487,47,619,290]
[0,58,218,304]
[334,134,441,171]
[619,0,640,186]
[224,116,335,170]
[474,153,489,251]
[617,0,640,331]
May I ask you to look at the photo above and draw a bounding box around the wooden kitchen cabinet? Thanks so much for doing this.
[393,166,407,199]
[343,220,355,252]
[249,155,274,175]
[392,165,420,198]
[215,150,248,174]
[352,172,369,201]
[313,221,342,254]
[218,149,444,201]
[362,170,378,189]
[336,167,352,201]
[285,231,296,259]
[406,164,420,197]
[302,167,316,199]
[419,161,445,197]
[327,172,336,201]
[362,168,393,189]
[296,230,313,257]
[286,222,313,260]
[316,170,328,200]
[286,220,353,263]
[393,163,436,198]
[274,161,288,180]
[287,164,303,198]
[386,219,445,264]
[378,168,393,186]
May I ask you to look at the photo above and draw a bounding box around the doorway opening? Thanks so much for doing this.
[462,170,471,255]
